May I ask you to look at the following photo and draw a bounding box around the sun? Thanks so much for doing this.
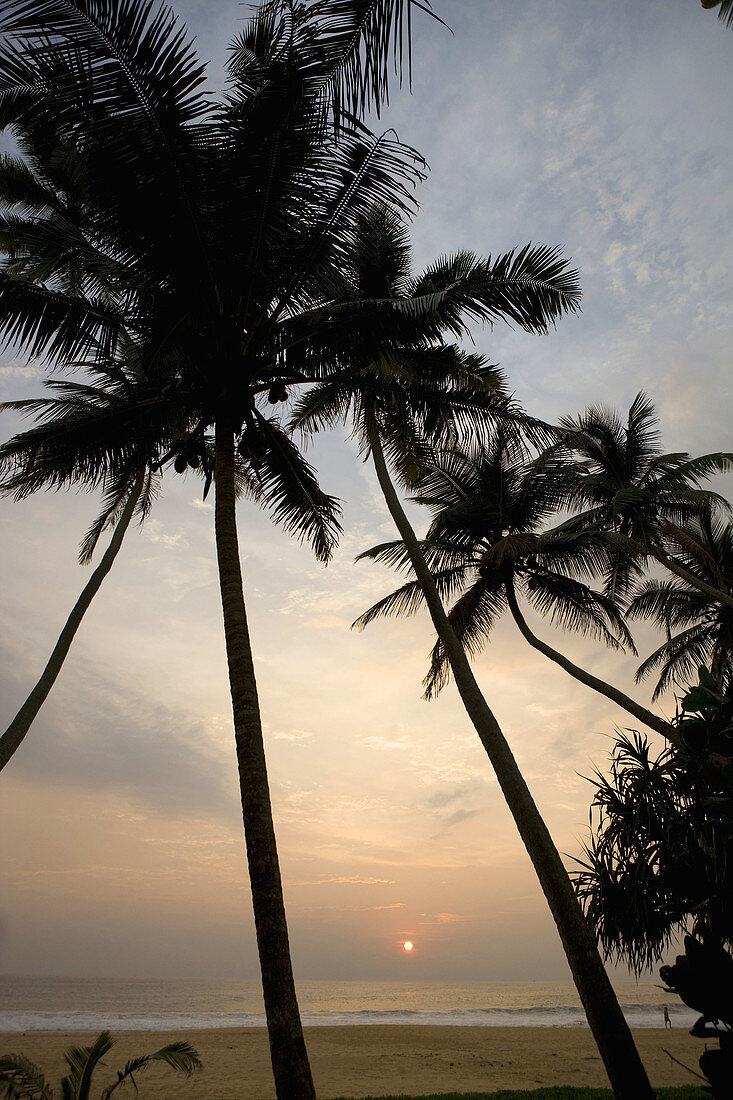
[402,940,414,952]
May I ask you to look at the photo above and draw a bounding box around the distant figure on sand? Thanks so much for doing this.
[664,1005,672,1028]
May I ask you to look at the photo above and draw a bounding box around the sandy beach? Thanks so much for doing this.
[0,1026,706,1098]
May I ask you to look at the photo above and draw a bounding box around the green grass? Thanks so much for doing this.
[338,1088,709,1100]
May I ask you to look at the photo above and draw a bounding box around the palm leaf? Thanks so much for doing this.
[244,416,343,563]
[100,1041,201,1099]
[423,578,506,699]
[61,1031,114,1100]
[0,1055,53,1100]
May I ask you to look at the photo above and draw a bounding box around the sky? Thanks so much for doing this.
[1,0,732,985]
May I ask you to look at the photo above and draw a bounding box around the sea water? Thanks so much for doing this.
[0,977,697,1032]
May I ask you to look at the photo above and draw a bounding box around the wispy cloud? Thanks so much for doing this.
[288,875,396,887]
[274,728,313,742]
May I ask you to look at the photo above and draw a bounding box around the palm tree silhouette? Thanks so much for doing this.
[555,393,733,610]
[0,345,161,771]
[292,206,654,1099]
[356,433,678,743]
[0,3,442,1095]
[630,512,733,697]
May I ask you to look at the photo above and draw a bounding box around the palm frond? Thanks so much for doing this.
[78,466,148,563]
[301,0,448,121]
[408,243,581,338]
[0,1055,53,1100]
[702,0,733,30]
[636,622,717,700]
[523,570,633,653]
[423,579,506,699]
[61,1030,114,1100]
[100,1041,201,1099]
[352,564,466,630]
[242,417,343,563]
[0,274,123,364]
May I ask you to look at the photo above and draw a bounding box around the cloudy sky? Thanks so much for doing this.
[1,0,731,984]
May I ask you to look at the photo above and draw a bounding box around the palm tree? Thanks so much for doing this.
[0,338,189,772]
[0,1031,201,1099]
[0,3,442,1096]
[356,435,679,743]
[629,513,733,698]
[292,208,655,1099]
[555,393,733,610]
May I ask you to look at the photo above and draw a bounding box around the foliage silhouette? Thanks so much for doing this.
[355,434,676,741]
[553,394,733,610]
[0,1030,201,1100]
[292,205,654,1099]
[630,514,733,699]
[576,669,733,1096]
[0,1,442,1095]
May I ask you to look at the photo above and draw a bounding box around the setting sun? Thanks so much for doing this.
[402,940,414,952]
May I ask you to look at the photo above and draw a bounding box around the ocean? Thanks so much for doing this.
[0,977,697,1032]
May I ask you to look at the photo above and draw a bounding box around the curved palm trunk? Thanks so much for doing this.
[504,582,681,747]
[367,427,653,1100]
[213,421,316,1100]
[651,545,733,611]
[0,469,145,774]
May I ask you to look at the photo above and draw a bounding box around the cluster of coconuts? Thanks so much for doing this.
[268,381,288,403]
[238,424,269,464]
[173,447,201,473]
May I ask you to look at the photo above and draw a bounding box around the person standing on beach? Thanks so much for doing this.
[664,1006,672,1028]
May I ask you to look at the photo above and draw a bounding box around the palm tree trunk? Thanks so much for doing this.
[651,545,733,610]
[213,420,316,1100]
[367,426,654,1100]
[0,468,145,774]
[504,582,681,747]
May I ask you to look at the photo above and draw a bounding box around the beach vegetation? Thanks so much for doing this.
[349,390,733,1095]
[576,669,733,1096]
[0,1030,201,1100]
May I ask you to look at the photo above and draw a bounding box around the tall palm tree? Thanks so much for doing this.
[0,3,442,1096]
[629,513,733,697]
[555,393,733,609]
[292,208,655,1099]
[356,435,679,743]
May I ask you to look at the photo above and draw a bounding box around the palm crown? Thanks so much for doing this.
[554,393,732,603]
[290,202,580,482]
[355,433,635,698]
[630,513,733,697]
